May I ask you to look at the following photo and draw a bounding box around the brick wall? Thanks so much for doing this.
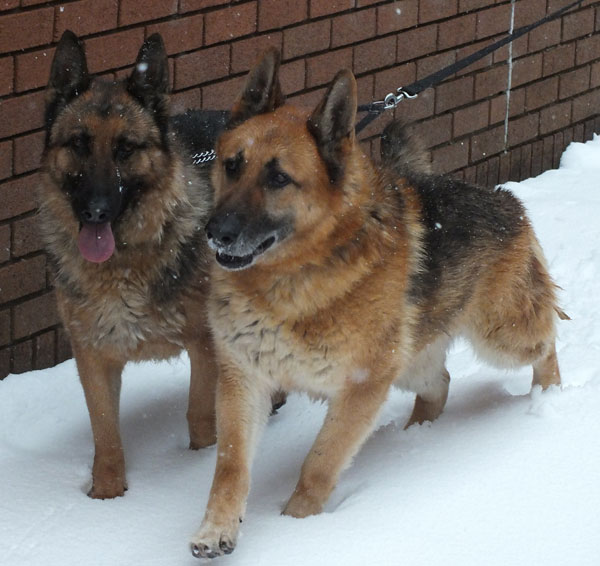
[1,0,599,379]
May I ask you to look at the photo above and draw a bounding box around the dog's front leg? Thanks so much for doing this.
[191,362,271,559]
[283,374,393,518]
[73,343,126,499]
[186,330,218,450]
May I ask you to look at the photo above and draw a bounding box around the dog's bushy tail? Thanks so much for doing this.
[380,120,432,176]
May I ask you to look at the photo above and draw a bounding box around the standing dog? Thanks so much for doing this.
[40,31,222,499]
[190,49,566,558]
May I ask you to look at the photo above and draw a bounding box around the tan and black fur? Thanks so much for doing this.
[40,31,224,499]
[190,49,565,558]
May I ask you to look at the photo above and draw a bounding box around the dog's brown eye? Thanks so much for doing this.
[267,171,291,190]
[224,157,240,176]
[115,140,136,161]
[67,133,90,156]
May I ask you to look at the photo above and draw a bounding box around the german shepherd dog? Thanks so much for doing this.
[190,49,566,558]
[40,31,227,499]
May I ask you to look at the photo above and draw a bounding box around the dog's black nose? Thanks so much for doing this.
[206,212,243,247]
[81,199,111,224]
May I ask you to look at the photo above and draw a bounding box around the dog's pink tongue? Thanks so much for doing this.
[78,223,115,263]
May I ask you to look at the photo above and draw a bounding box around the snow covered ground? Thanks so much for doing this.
[2,137,600,566]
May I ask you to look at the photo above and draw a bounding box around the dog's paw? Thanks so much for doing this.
[190,521,238,559]
[87,480,127,500]
[282,491,323,518]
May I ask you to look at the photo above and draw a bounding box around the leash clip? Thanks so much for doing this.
[383,87,418,110]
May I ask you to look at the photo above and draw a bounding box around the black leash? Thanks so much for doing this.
[355,0,585,134]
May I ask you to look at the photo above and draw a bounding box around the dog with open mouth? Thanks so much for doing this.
[39,30,227,500]
[190,48,566,558]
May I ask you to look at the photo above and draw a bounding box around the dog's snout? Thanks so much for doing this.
[81,199,112,224]
[206,212,244,247]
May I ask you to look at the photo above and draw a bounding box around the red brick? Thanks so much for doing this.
[559,66,591,100]
[170,87,202,115]
[528,19,561,53]
[591,62,600,89]
[0,172,40,221]
[562,7,595,42]
[175,44,230,90]
[11,339,33,374]
[0,347,10,379]
[530,139,544,178]
[55,0,119,39]
[438,13,477,50]
[491,35,529,65]
[476,3,510,39]
[474,64,507,99]
[397,25,437,64]
[0,8,54,54]
[205,2,257,46]
[475,161,488,187]
[552,130,564,169]
[514,0,546,28]
[353,36,396,75]
[12,214,43,257]
[280,59,305,94]
[13,291,60,340]
[147,14,204,56]
[487,155,500,186]
[508,112,539,146]
[0,255,46,302]
[0,56,13,96]
[310,0,353,18]
[289,87,327,112]
[0,224,9,264]
[459,0,490,11]
[542,43,575,77]
[85,28,146,73]
[456,39,494,76]
[377,1,418,35]
[231,33,282,74]
[0,140,11,181]
[14,131,45,176]
[431,139,469,173]
[419,0,457,24]
[35,330,56,370]
[284,20,330,59]
[0,0,18,10]
[0,308,9,347]
[541,134,554,172]
[332,9,376,48]
[435,76,474,113]
[511,53,543,88]
[540,100,572,135]
[18,0,51,5]
[400,87,435,121]
[572,88,600,123]
[259,0,307,31]
[525,76,559,111]
[453,99,489,137]
[576,33,600,66]
[120,0,177,26]
[15,47,54,93]
[307,48,352,89]
[471,123,504,161]
[179,0,228,11]
[489,87,525,124]
[202,74,246,111]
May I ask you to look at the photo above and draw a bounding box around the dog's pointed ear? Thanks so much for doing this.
[227,48,284,129]
[46,30,90,133]
[307,69,357,184]
[127,33,169,109]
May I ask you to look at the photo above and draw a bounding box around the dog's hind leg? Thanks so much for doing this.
[73,343,126,499]
[186,330,218,450]
[400,336,451,428]
[532,343,561,389]
[405,369,450,428]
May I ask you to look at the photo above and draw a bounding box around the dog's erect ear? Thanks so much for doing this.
[46,30,90,134]
[307,69,357,184]
[227,47,284,129]
[127,33,170,109]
